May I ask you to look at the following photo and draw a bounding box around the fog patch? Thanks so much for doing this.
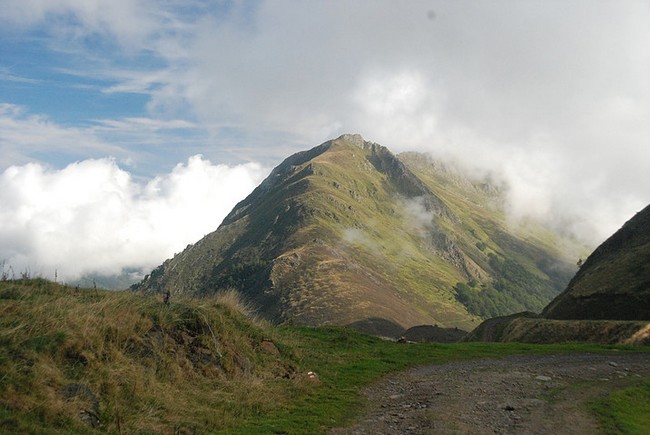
[342,227,382,254]
[398,196,436,238]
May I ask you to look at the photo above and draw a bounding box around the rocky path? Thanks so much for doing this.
[331,353,650,434]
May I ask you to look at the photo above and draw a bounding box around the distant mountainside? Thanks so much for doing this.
[543,204,650,320]
[464,204,650,344]
[133,134,577,332]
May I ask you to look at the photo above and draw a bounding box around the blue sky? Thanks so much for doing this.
[1,1,649,284]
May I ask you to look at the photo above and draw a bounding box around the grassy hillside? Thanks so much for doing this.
[543,203,650,320]
[133,134,580,333]
[1,279,648,433]
[0,279,300,433]
[399,152,579,319]
[463,312,650,345]
[465,204,650,346]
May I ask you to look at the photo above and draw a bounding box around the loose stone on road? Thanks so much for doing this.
[331,353,650,434]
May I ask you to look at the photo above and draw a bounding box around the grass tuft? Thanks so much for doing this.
[211,287,260,322]
[0,279,299,433]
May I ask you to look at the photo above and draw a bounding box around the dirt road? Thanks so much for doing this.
[331,353,650,434]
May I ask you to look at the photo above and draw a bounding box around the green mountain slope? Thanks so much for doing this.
[543,203,650,320]
[133,134,577,332]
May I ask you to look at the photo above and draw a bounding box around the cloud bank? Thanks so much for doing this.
[1,0,649,276]
[174,1,649,243]
[0,157,267,283]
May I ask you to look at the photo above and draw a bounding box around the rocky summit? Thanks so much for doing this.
[133,134,577,334]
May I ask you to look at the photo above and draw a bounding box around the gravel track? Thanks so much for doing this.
[331,352,650,434]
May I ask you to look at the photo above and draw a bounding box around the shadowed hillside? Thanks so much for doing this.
[465,204,650,344]
[543,203,650,320]
[133,134,578,332]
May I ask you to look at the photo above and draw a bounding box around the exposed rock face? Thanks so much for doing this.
[543,204,650,320]
[60,383,100,428]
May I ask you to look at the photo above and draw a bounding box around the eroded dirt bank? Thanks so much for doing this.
[332,353,650,434]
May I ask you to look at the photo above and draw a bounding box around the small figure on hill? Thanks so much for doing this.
[164,290,171,307]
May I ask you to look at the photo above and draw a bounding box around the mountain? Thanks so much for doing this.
[133,134,577,333]
[464,204,650,344]
[543,203,650,320]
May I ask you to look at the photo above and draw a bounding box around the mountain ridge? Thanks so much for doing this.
[133,134,578,333]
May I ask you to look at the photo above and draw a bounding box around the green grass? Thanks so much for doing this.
[591,379,650,434]
[235,327,648,433]
[1,279,648,434]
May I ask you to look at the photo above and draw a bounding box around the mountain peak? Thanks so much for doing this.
[334,133,368,148]
[133,137,576,334]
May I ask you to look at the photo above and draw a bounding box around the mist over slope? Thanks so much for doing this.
[543,203,650,320]
[133,135,578,332]
[464,204,650,344]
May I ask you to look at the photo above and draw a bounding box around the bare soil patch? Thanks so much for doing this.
[331,353,650,434]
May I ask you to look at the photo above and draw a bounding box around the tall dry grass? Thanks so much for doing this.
[0,279,301,433]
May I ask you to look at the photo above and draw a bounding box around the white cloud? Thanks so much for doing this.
[342,228,381,254]
[399,196,435,239]
[0,0,164,50]
[152,1,648,246]
[0,156,268,283]
[0,103,124,166]
[92,117,196,133]
[2,0,649,248]
[0,104,211,172]
[0,67,42,84]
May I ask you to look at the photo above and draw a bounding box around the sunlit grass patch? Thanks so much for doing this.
[591,378,650,434]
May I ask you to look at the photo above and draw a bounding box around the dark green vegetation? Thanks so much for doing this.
[134,134,579,332]
[454,253,558,318]
[591,379,650,434]
[3,279,647,434]
[464,203,650,344]
[543,203,650,320]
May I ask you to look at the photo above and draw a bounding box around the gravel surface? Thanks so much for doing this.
[331,352,650,434]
